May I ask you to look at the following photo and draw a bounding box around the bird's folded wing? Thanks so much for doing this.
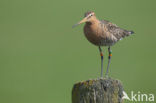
[101,20,132,40]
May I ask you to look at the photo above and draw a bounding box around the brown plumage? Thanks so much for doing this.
[73,11,134,77]
[83,11,134,46]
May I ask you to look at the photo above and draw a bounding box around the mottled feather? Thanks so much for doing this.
[82,11,134,46]
[101,20,134,41]
[84,20,134,46]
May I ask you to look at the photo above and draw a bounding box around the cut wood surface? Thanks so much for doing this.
[72,78,123,103]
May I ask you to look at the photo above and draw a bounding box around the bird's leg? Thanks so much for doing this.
[105,46,112,77]
[98,46,104,77]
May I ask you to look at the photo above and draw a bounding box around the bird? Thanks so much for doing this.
[72,11,134,77]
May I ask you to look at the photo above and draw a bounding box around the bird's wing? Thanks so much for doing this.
[101,20,133,40]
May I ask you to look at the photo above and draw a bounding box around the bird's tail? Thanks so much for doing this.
[129,30,135,35]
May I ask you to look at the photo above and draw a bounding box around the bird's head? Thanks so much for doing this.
[72,11,96,28]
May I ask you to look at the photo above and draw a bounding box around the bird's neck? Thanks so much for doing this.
[86,19,100,27]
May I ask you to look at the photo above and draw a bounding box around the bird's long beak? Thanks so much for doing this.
[72,17,87,28]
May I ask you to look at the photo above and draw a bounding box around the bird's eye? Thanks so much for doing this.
[89,14,93,17]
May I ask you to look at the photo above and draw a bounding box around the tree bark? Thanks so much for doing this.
[72,78,123,103]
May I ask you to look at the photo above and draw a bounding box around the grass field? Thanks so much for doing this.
[0,0,156,103]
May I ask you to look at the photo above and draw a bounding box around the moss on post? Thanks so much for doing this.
[72,78,123,103]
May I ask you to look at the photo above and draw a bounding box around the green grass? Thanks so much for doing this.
[0,0,156,103]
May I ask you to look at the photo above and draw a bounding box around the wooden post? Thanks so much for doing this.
[72,78,123,103]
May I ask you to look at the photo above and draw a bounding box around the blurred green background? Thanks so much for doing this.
[0,0,156,103]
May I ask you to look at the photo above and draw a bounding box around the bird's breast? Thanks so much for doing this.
[83,23,117,46]
[84,23,106,46]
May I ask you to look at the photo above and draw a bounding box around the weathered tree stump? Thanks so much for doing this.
[72,78,123,103]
